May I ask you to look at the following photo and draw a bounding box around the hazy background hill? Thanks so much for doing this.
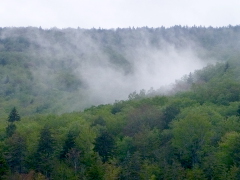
[0,26,240,117]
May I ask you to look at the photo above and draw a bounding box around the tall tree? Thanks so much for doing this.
[5,133,26,174]
[171,112,213,168]
[59,131,81,176]
[60,131,76,160]
[66,148,81,176]
[6,107,20,137]
[8,107,20,123]
[94,131,115,163]
[162,104,180,129]
[34,126,55,178]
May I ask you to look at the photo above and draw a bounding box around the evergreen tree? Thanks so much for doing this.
[224,62,229,72]
[8,107,20,123]
[94,131,115,162]
[34,126,55,178]
[6,107,20,137]
[0,151,9,179]
[5,133,26,173]
[60,131,76,160]
[6,124,16,138]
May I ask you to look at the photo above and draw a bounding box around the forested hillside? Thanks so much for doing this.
[1,26,240,117]
[1,58,240,179]
[1,26,240,179]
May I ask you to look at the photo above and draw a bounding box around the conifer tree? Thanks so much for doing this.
[35,126,55,178]
[60,131,76,160]
[8,107,20,123]
[6,107,20,137]
[6,124,16,138]
[5,133,26,173]
[0,151,9,178]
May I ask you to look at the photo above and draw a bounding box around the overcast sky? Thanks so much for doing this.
[0,0,239,29]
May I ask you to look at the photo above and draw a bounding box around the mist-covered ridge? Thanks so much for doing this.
[0,26,240,116]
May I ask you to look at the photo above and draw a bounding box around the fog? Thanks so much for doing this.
[0,27,210,111]
[78,46,206,104]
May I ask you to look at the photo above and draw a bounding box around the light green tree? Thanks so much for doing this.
[171,110,213,168]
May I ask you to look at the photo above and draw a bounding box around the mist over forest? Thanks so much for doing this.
[2,25,240,179]
[1,26,239,116]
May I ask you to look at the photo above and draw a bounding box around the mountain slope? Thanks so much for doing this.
[0,26,240,118]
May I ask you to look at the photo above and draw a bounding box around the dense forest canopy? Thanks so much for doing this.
[1,26,240,179]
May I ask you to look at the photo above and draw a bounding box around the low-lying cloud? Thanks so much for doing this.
[0,27,210,111]
[75,44,206,105]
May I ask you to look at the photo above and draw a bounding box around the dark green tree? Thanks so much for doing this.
[8,107,20,123]
[60,131,76,160]
[6,124,16,138]
[34,126,55,178]
[233,136,240,166]
[91,116,106,126]
[94,131,115,162]
[224,62,229,72]
[120,151,142,180]
[0,151,9,179]
[6,107,20,137]
[5,133,26,173]
[162,104,180,129]
[111,100,125,114]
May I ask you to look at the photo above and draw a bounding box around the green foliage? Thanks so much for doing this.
[123,104,163,136]
[87,153,105,180]
[103,160,121,180]
[111,101,125,114]
[8,107,20,123]
[5,133,26,173]
[92,116,106,126]
[52,161,77,180]
[1,26,240,179]
[237,104,240,117]
[217,132,240,167]
[0,26,240,118]
[34,126,55,178]
[115,136,134,161]
[120,151,142,180]
[60,131,76,160]
[0,150,9,179]
[171,107,213,167]
[185,168,207,180]
[162,103,180,128]
[94,131,115,163]
[5,124,16,138]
